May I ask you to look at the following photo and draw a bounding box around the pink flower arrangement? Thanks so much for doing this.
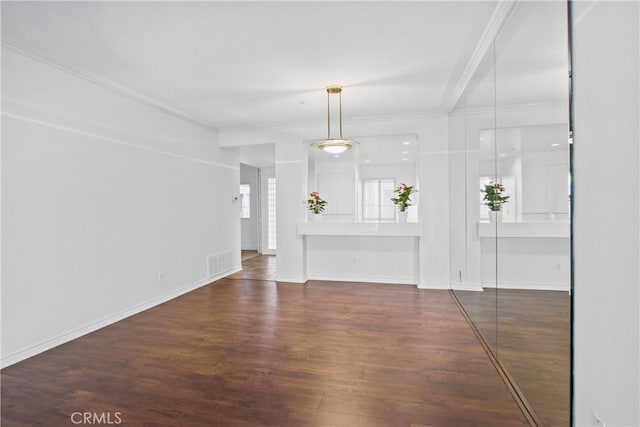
[307,192,327,214]
[391,183,416,212]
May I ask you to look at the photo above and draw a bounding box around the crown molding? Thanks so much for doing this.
[458,101,568,117]
[2,39,218,133]
[258,110,449,134]
[445,0,518,113]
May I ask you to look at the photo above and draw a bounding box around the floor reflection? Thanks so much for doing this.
[454,288,570,426]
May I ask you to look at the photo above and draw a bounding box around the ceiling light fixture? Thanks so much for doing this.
[313,85,357,154]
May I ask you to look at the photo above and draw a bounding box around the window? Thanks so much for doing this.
[362,178,395,222]
[267,178,276,250]
[239,184,251,219]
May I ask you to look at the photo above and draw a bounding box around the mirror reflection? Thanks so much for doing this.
[308,134,418,222]
[451,1,571,426]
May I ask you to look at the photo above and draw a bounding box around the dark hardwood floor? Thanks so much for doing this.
[1,255,530,426]
[230,252,276,282]
[454,289,570,426]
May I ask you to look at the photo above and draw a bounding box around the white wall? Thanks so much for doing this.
[572,2,640,426]
[240,163,259,250]
[315,160,356,221]
[275,140,307,282]
[417,116,451,289]
[1,46,241,367]
[306,236,418,284]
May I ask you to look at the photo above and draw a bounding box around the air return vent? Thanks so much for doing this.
[207,251,233,278]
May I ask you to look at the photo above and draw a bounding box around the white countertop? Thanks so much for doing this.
[297,222,424,237]
[477,221,570,238]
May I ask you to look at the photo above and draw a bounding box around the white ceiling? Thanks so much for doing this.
[1,1,501,131]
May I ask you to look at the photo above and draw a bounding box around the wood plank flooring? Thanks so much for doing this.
[2,256,530,426]
[230,253,276,282]
[454,289,570,426]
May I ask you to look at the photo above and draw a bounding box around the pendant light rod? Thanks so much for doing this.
[314,84,357,155]
[327,87,331,140]
[339,89,343,139]
[326,84,343,140]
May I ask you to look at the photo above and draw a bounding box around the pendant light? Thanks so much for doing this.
[313,85,357,154]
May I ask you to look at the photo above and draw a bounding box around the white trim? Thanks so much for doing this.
[275,160,304,165]
[2,112,238,170]
[463,101,567,117]
[0,268,241,369]
[451,282,485,292]
[417,282,451,290]
[2,40,217,133]
[275,275,307,283]
[307,274,417,285]
[298,222,423,237]
[259,110,448,133]
[445,0,518,112]
[481,281,570,292]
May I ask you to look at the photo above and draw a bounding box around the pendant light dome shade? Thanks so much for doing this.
[313,85,357,154]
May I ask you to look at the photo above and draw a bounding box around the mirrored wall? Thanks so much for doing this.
[308,134,419,223]
[450,2,571,425]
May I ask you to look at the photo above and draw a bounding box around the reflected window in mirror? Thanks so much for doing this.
[362,178,395,222]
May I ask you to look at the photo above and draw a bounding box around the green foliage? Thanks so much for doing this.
[307,192,327,214]
[482,181,510,211]
[391,183,416,212]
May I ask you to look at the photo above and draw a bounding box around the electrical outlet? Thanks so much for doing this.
[592,411,606,427]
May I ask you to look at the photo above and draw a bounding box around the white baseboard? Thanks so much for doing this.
[275,275,307,283]
[417,281,451,290]
[307,274,417,285]
[0,267,241,369]
[481,281,570,291]
[450,282,484,292]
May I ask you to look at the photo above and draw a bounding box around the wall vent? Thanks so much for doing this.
[207,251,233,278]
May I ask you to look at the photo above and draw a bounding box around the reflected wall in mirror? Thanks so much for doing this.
[308,134,418,222]
[479,124,570,223]
[449,42,499,355]
[450,1,571,426]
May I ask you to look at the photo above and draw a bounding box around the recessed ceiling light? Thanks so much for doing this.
[402,158,408,161]
[402,141,411,145]
[551,143,560,147]
[364,159,371,163]
[402,151,409,154]
[499,153,507,157]
[333,154,340,158]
